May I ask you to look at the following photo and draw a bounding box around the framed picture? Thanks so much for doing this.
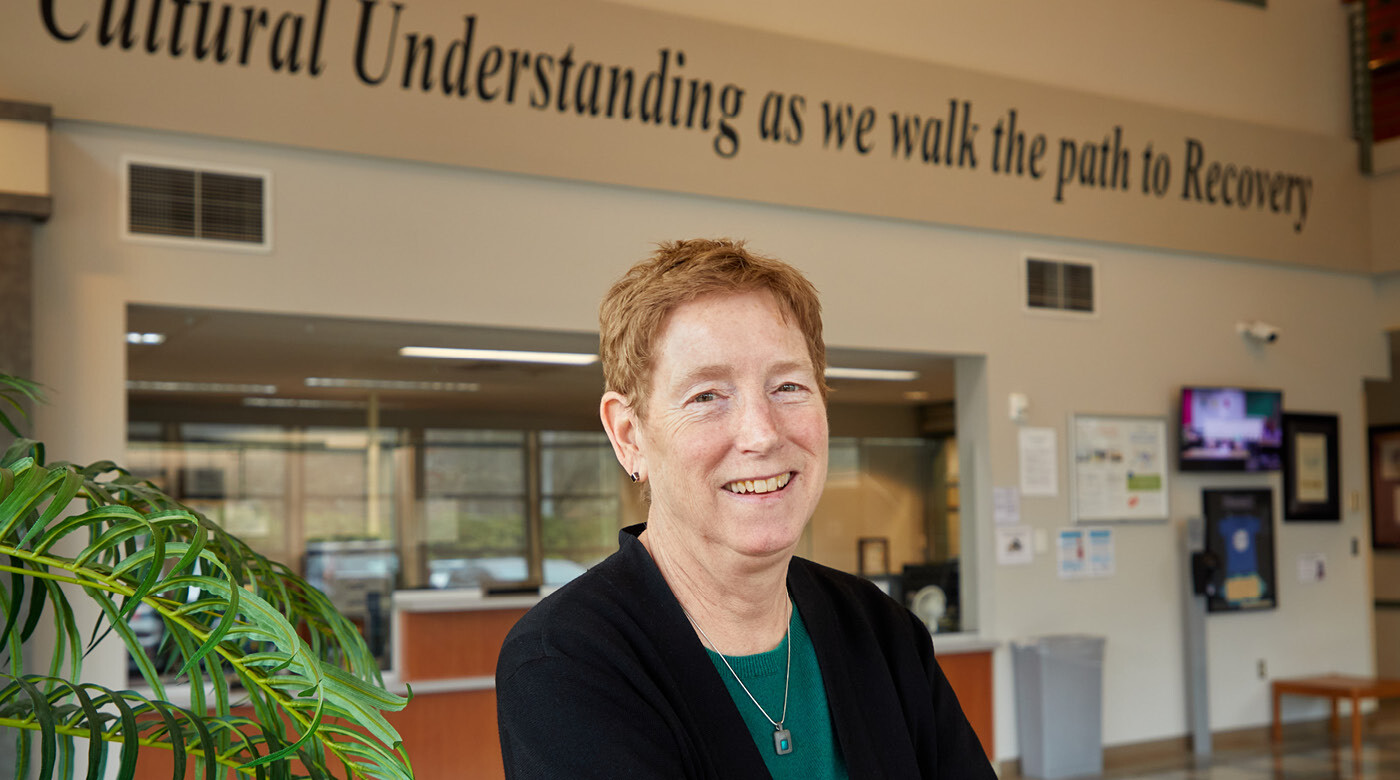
[857,537,890,577]
[1202,488,1277,613]
[1370,426,1400,549]
[1281,413,1340,521]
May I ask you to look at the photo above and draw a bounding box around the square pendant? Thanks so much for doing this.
[773,728,793,755]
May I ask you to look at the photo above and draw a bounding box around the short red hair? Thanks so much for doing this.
[599,238,827,420]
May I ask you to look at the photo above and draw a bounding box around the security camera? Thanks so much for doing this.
[1236,320,1280,343]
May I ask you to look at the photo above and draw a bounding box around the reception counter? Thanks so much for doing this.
[387,589,999,778]
[131,589,996,778]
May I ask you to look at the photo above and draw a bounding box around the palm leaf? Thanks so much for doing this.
[0,384,414,780]
[0,375,43,438]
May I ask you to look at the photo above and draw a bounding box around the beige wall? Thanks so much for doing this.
[614,0,1351,139]
[1370,171,1400,274]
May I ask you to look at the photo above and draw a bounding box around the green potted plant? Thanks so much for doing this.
[0,374,414,779]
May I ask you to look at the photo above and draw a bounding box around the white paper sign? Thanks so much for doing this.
[1058,529,1087,579]
[1057,527,1114,578]
[1019,427,1059,497]
[994,487,1021,526]
[997,526,1034,565]
[1297,552,1327,583]
[1087,528,1115,577]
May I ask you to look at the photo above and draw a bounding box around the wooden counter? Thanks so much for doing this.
[932,635,1000,761]
[388,591,999,776]
[133,590,996,778]
[386,589,534,779]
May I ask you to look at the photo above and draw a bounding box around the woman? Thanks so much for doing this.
[496,239,994,779]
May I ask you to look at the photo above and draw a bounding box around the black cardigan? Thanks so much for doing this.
[496,525,996,779]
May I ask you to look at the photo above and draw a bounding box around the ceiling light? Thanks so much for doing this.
[304,377,480,392]
[243,397,370,410]
[399,346,599,365]
[127,380,276,394]
[903,390,931,401]
[824,367,920,382]
[126,332,166,345]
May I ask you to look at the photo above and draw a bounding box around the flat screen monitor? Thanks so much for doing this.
[1179,387,1283,472]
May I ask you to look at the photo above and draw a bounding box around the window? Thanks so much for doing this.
[421,429,529,588]
[540,431,623,584]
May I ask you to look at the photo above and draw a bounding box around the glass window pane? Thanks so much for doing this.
[304,449,370,497]
[423,498,527,548]
[128,421,163,441]
[540,432,618,495]
[827,437,860,487]
[422,430,529,588]
[424,430,525,495]
[305,497,395,540]
[242,448,287,497]
[541,497,620,559]
[422,497,528,587]
[539,431,622,586]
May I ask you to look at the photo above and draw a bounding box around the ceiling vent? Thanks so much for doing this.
[1024,256,1095,314]
[123,158,271,250]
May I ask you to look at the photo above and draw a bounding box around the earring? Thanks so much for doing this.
[630,472,640,483]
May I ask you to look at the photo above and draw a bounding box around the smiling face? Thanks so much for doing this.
[633,289,829,562]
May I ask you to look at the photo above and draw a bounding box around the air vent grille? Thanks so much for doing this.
[1026,257,1095,313]
[127,162,267,246]
[129,165,196,238]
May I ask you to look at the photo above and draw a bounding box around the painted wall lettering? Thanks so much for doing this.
[23,0,1333,237]
[40,0,328,73]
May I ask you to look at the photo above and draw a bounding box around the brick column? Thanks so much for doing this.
[0,101,49,774]
[0,100,52,444]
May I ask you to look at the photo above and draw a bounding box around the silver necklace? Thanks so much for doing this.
[683,600,794,756]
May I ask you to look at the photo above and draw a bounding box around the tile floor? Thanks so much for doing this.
[1099,703,1400,780]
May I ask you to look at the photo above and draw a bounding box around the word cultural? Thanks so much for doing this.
[38,0,746,159]
[39,0,331,74]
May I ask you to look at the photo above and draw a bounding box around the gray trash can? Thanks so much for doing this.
[1012,635,1105,779]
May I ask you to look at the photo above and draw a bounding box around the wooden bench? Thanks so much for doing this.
[1271,674,1400,762]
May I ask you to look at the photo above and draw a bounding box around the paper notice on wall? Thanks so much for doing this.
[1297,552,1327,583]
[1057,529,1087,578]
[997,526,1034,565]
[994,487,1021,526]
[1019,427,1059,496]
[1057,527,1113,578]
[1071,415,1169,522]
[1086,528,1114,577]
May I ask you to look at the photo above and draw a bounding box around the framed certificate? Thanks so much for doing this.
[1281,413,1339,521]
[1370,426,1400,549]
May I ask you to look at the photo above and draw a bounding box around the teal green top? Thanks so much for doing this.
[704,607,849,780]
